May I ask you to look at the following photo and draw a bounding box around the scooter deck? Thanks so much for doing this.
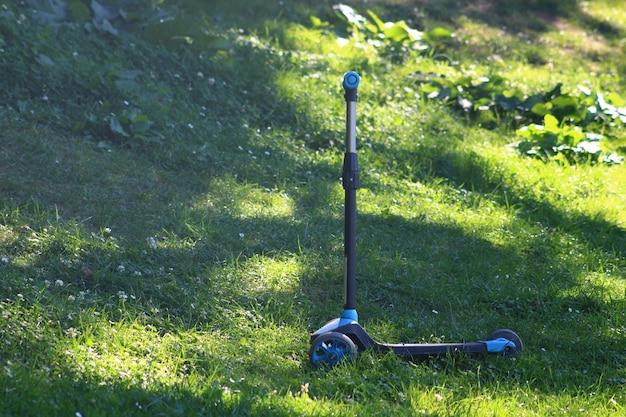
[313,323,491,358]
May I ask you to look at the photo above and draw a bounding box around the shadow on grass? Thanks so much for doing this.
[425,148,625,258]
[2,144,624,413]
[0,370,319,417]
[1,155,623,384]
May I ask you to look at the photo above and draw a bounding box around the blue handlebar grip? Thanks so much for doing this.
[343,71,360,91]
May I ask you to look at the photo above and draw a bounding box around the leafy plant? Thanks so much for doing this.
[417,73,626,133]
[318,4,452,53]
[516,114,623,165]
[415,73,523,126]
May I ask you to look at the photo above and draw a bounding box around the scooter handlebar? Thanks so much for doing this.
[343,71,360,91]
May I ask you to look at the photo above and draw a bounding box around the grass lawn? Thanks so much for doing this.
[0,0,624,415]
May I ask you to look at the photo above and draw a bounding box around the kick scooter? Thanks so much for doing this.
[309,72,523,367]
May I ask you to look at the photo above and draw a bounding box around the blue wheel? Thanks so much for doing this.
[310,332,358,367]
[488,329,523,357]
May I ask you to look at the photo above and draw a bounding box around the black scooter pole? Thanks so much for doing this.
[342,71,360,310]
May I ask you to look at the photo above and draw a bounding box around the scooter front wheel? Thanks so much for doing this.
[488,328,523,357]
[310,332,358,367]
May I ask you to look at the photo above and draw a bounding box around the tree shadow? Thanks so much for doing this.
[576,8,624,40]
[2,132,624,411]
[424,148,626,258]
[3,182,624,404]
[363,128,624,258]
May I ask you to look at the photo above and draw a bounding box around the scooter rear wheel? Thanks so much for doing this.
[310,332,358,367]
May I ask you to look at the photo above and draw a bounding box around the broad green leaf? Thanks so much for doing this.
[576,141,601,154]
[333,4,366,29]
[577,85,592,96]
[602,153,624,165]
[419,84,439,95]
[544,114,559,132]
[517,140,533,153]
[531,102,550,116]
[310,16,328,28]
[383,21,412,42]
[606,92,625,107]
[571,130,585,142]
[406,27,423,42]
[516,126,532,139]
[458,97,472,111]
[424,27,453,45]
[549,95,578,120]
[521,94,544,112]
[366,10,385,32]
[585,132,603,141]
[109,116,129,137]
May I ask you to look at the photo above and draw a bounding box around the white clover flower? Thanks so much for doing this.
[146,237,157,250]
[44,280,51,287]
[1,256,9,264]
[133,271,142,277]
[55,279,64,287]
[65,328,80,338]
[68,295,76,302]
[239,232,245,239]
[117,265,126,273]
[117,291,128,301]
[208,77,216,86]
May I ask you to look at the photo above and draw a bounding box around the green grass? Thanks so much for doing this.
[0,0,625,415]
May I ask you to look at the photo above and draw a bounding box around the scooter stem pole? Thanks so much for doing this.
[342,71,360,310]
